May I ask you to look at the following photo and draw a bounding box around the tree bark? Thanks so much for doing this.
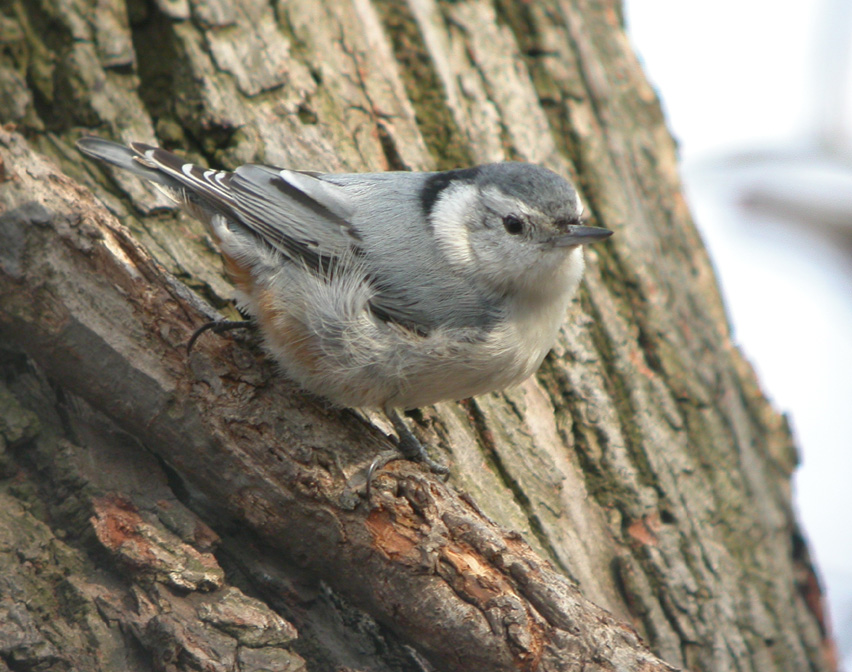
[0,0,836,671]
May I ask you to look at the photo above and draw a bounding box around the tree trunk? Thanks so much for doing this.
[0,0,836,671]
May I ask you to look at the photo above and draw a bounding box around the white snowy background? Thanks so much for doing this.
[624,1,852,668]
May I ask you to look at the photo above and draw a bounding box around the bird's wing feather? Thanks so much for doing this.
[129,143,358,263]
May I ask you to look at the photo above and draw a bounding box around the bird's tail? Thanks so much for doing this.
[77,137,181,189]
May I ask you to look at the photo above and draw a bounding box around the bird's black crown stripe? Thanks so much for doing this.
[419,166,481,218]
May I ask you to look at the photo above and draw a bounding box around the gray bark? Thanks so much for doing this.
[0,0,836,671]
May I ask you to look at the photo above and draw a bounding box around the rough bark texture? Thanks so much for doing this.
[0,0,836,671]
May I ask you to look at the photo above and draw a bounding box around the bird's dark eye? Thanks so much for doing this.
[503,215,524,235]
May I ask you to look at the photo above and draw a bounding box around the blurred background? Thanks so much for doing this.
[624,0,852,667]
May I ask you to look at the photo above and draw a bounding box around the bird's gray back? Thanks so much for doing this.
[321,171,501,332]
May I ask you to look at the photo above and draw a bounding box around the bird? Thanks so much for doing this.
[77,137,612,474]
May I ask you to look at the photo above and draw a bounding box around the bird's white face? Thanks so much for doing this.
[429,181,586,300]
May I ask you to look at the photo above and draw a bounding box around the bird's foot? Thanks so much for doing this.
[186,319,255,354]
[366,408,449,498]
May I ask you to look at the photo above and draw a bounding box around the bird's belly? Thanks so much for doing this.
[244,263,572,411]
[385,318,559,410]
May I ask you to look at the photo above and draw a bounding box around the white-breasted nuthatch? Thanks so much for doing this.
[77,137,612,473]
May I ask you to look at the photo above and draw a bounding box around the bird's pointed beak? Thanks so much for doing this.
[552,226,613,247]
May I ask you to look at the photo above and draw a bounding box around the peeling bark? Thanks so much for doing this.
[0,0,837,671]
